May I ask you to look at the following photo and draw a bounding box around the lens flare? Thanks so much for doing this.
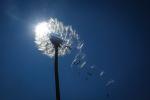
[34,18,79,57]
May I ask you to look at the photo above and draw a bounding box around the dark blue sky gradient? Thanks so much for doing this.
[0,0,150,100]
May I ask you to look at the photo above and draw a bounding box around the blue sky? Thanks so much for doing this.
[0,0,150,100]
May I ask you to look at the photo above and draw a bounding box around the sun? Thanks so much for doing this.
[35,22,49,38]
